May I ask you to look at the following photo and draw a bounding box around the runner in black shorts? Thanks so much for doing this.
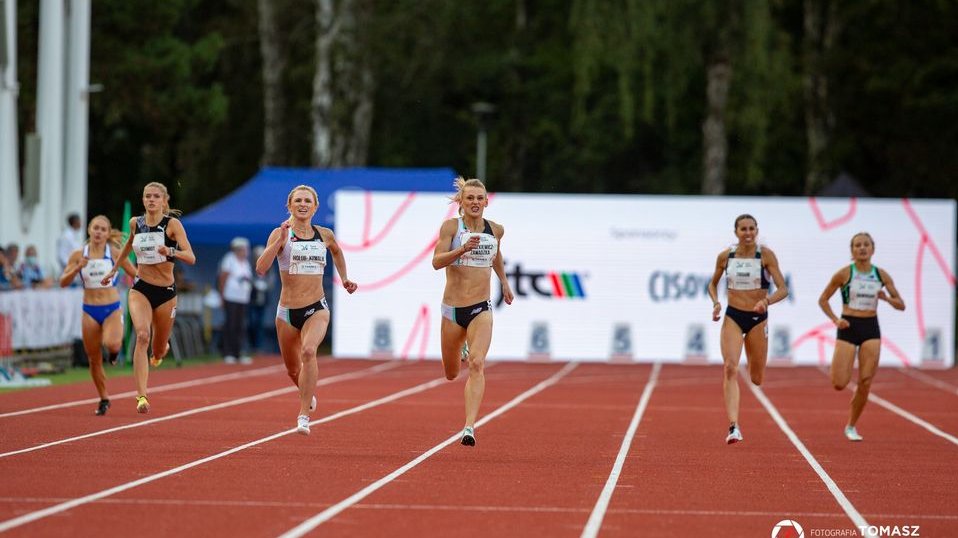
[707,214,789,445]
[818,232,905,441]
[256,184,357,436]
[432,177,514,446]
[102,182,196,414]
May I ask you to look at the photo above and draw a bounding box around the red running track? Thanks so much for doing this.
[0,358,955,537]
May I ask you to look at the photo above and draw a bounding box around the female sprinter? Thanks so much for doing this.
[432,177,514,446]
[255,185,357,435]
[59,215,136,415]
[818,232,904,441]
[707,214,788,444]
[102,182,195,413]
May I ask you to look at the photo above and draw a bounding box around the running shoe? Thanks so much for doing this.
[94,399,111,416]
[150,341,170,367]
[296,415,311,436]
[844,425,863,442]
[461,426,476,446]
[135,395,150,414]
[725,424,743,444]
[309,395,317,412]
[460,342,469,362]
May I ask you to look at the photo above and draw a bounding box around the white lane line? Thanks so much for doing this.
[897,368,958,396]
[580,362,661,538]
[816,369,958,447]
[278,361,580,538]
[868,393,958,447]
[3,497,958,521]
[0,370,450,534]
[0,364,288,418]
[0,361,402,459]
[747,374,870,530]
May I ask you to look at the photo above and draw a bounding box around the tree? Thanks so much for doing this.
[311,0,374,167]
[258,0,288,165]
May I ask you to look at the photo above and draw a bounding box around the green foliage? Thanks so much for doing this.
[15,0,958,218]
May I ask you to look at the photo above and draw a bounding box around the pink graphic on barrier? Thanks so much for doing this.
[901,198,956,339]
[795,197,955,366]
[333,193,458,291]
[338,192,416,251]
[399,305,430,360]
[809,197,857,230]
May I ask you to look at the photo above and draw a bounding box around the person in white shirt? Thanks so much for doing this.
[219,237,253,364]
[57,214,84,284]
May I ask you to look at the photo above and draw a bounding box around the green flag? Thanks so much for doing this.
[121,200,133,362]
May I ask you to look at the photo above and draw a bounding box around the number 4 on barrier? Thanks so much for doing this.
[684,324,708,364]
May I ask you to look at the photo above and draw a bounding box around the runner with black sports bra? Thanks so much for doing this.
[102,182,196,414]
[432,177,514,446]
[59,215,137,415]
[818,232,905,442]
[707,214,788,444]
[256,184,357,436]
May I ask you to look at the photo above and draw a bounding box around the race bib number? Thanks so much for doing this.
[133,231,166,265]
[81,258,114,289]
[288,242,326,275]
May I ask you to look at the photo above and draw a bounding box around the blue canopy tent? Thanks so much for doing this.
[182,167,458,245]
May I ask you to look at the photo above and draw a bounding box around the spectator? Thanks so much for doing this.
[58,213,84,286]
[219,237,253,364]
[5,243,19,268]
[247,244,276,353]
[17,245,54,289]
[0,247,23,291]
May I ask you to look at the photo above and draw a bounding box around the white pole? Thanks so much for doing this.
[0,0,22,243]
[63,0,91,228]
[33,0,66,269]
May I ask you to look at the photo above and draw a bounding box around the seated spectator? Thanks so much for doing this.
[0,247,23,291]
[17,244,54,289]
[5,243,19,268]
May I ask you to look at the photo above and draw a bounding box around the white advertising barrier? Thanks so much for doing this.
[0,288,84,350]
[332,192,955,368]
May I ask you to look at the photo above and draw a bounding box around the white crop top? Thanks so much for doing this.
[80,244,118,289]
[132,215,177,265]
[725,245,770,291]
[277,226,327,276]
[842,264,884,311]
[450,218,498,268]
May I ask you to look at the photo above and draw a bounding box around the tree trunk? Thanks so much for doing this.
[258,0,287,165]
[311,0,336,167]
[803,0,838,195]
[702,54,731,195]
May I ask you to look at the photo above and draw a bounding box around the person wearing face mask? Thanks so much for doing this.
[17,245,53,289]
[706,214,789,445]
[818,232,905,442]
